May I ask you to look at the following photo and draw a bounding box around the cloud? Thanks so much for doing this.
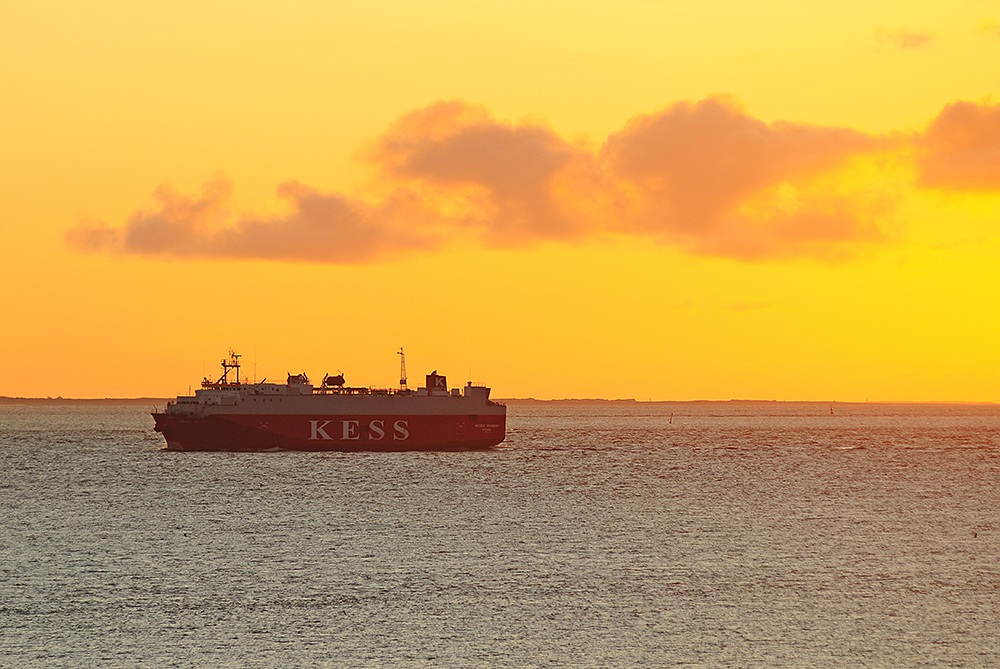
[601,97,888,258]
[68,178,444,263]
[730,301,769,312]
[363,100,610,244]
[916,100,1000,190]
[974,19,1000,39]
[874,27,933,50]
[70,97,901,264]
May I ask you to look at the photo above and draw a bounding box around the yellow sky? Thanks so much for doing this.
[3,1,1000,400]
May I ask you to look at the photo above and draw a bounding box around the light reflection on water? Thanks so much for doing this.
[0,403,998,667]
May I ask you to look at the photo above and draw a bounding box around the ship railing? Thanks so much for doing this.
[313,385,403,396]
[201,381,254,389]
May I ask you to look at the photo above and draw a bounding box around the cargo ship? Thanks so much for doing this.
[152,350,506,451]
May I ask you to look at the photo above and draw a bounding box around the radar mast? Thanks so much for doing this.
[218,349,241,384]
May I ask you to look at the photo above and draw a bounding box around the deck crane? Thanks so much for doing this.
[398,347,408,390]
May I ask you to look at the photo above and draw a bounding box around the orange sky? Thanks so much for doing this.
[3,1,1000,401]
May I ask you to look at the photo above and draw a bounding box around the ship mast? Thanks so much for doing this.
[398,347,407,390]
[218,349,241,384]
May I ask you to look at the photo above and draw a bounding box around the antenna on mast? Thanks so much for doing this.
[398,347,407,390]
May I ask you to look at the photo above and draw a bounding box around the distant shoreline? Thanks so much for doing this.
[498,398,999,406]
[2,396,995,407]
[0,397,169,406]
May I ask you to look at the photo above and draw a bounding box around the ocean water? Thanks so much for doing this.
[0,403,997,667]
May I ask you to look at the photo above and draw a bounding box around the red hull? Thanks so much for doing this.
[152,412,506,452]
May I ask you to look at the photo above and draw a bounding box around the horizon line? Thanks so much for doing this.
[1,396,997,407]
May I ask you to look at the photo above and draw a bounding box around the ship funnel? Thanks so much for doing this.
[426,372,447,394]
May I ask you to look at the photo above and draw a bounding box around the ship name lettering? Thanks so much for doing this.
[311,418,404,440]
[342,420,361,440]
[309,420,333,440]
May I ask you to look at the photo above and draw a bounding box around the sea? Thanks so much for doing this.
[0,402,997,668]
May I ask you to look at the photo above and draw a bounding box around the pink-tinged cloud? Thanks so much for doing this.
[917,100,1000,190]
[974,19,1000,39]
[69,97,897,264]
[365,100,609,244]
[874,27,934,50]
[601,97,887,258]
[67,178,443,263]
